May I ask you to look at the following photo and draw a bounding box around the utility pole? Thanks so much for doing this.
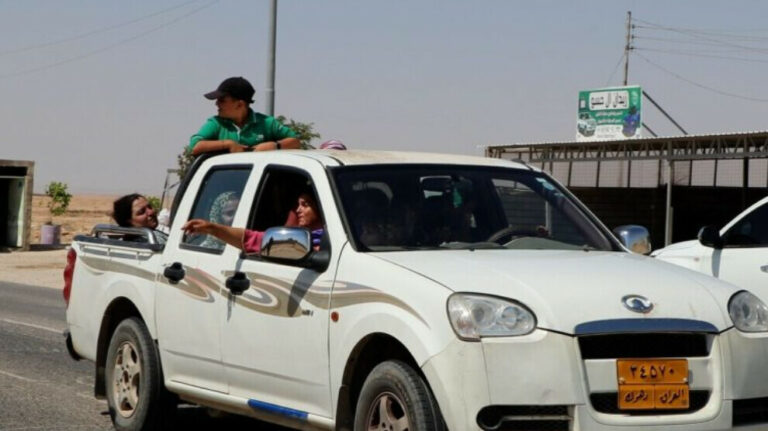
[265,0,277,116]
[623,11,632,86]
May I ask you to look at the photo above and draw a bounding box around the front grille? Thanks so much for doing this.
[590,391,710,414]
[578,333,710,359]
[733,397,768,426]
[477,405,571,431]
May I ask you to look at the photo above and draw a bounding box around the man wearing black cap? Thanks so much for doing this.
[188,77,300,156]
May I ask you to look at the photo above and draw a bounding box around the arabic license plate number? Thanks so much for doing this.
[617,359,690,410]
[617,359,688,384]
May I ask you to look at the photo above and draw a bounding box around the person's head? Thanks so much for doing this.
[319,140,347,150]
[295,189,323,229]
[209,192,240,226]
[204,77,255,121]
[113,194,157,229]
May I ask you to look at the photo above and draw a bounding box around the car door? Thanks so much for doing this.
[156,163,252,393]
[219,163,335,418]
[713,201,768,294]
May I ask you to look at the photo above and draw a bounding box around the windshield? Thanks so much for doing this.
[333,165,618,252]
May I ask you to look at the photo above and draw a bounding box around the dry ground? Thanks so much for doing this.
[0,195,116,288]
[30,194,116,244]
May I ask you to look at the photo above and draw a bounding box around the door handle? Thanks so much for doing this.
[226,272,250,295]
[761,265,768,274]
[163,262,185,284]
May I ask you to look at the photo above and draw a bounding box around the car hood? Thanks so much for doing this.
[651,239,698,256]
[373,249,735,334]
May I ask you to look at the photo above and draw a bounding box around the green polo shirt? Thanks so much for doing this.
[188,110,298,153]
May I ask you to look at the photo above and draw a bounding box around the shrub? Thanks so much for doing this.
[45,181,72,217]
[147,196,161,211]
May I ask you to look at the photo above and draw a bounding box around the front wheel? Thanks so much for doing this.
[354,360,445,431]
[105,317,175,431]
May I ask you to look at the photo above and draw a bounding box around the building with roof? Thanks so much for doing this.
[487,131,768,247]
[0,160,34,250]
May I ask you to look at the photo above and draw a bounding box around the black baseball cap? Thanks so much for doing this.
[204,77,255,103]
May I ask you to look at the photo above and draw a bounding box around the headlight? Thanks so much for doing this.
[447,294,536,341]
[729,291,768,332]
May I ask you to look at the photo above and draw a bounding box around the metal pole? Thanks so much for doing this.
[642,90,688,135]
[265,0,277,116]
[642,122,658,137]
[665,144,674,245]
[743,157,750,209]
[623,11,632,86]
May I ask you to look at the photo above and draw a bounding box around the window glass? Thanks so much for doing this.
[333,165,615,252]
[182,167,251,252]
[493,178,587,247]
[722,203,768,247]
[249,168,322,232]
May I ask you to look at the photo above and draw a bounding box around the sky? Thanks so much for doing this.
[2,0,768,194]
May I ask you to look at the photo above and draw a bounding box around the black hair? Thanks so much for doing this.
[113,193,144,227]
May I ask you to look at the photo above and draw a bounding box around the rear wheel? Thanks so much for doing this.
[105,317,175,431]
[354,360,444,431]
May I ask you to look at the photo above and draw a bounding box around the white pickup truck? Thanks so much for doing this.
[652,195,768,294]
[65,150,768,431]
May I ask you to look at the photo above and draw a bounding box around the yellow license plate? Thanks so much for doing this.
[618,384,690,410]
[617,359,689,410]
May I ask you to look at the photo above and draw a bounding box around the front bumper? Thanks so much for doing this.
[422,327,768,430]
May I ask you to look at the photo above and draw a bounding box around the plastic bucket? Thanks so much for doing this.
[40,224,61,245]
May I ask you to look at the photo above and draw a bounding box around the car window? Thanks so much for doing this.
[333,165,617,252]
[722,202,768,247]
[493,178,590,247]
[181,166,251,253]
[246,167,325,263]
[249,167,323,231]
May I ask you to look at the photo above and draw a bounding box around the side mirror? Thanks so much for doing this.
[613,225,652,255]
[255,227,330,271]
[259,227,312,260]
[697,225,723,249]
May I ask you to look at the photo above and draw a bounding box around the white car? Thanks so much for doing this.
[64,151,768,430]
[652,195,768,292]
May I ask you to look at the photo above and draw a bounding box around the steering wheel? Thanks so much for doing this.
[486,226,548,244]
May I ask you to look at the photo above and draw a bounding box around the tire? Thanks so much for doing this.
[105,317,175,431]
[354,360,445,431]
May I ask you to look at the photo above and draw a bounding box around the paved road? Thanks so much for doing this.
[0,281,288,430]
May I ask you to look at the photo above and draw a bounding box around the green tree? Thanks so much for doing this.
[275,116,321,149]
[45,181,72,217]
[176,116,320,179]
[146,196,162,211]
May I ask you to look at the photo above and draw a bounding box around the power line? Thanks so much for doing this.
[0,0,219,80]
[633,20,768,34]
[633,35,768,50]
[605,52,626,86]
[635,52,768,103]
[0,0,198,57]
[634,19,768,54]
[636,47,768,64]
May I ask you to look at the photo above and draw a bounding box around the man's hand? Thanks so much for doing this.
[182,219,213,235]
[227,140,248,153]
[252,141,279,151]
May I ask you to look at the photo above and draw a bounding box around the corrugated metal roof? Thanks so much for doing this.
[487,130,768,149]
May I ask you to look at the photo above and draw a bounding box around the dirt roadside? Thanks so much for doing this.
[0,248,67,289]
[0,194,115,289]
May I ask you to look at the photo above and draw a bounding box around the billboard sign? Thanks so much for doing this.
[577,86,642,141]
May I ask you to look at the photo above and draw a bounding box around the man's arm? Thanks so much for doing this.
[251,137,301,151]
[260,116,302,151]
[189,118,249,155]
[190,140,248,156]
[182,219,246,250]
